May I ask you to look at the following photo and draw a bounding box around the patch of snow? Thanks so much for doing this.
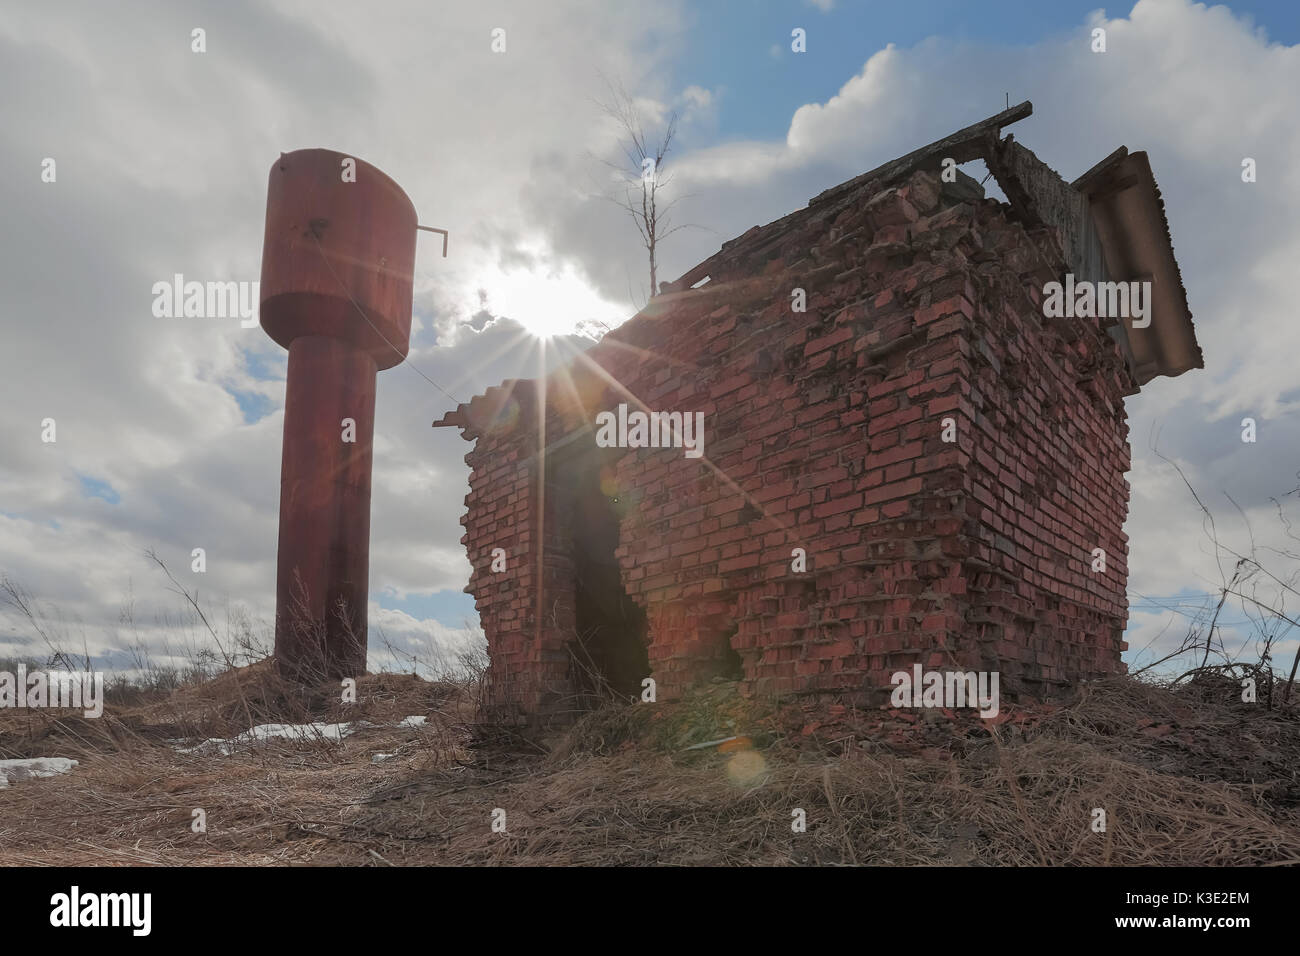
[178,721,361,756]
[0,757,79,789]
[371,753,395,764]
[174,716,432,756]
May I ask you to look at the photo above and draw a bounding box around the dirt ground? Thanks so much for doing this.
[2,664,1299,866]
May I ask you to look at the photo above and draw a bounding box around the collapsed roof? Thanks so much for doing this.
[661,100,1200,387]
[436,101,1201,431]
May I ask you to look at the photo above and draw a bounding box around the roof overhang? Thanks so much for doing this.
[1074,150,1203,385]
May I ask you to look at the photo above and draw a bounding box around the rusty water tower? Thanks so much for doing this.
[259,148,418,681]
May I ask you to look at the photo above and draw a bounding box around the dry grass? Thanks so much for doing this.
[1,665,1298,866]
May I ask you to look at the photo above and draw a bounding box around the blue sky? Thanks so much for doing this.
[674,1,1299,141]
[76,474,120,505]
[230,348,281,424]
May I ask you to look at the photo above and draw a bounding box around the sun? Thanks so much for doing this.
[477,259,625,340]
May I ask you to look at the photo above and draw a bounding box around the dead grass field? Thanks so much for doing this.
[2,663,1298,866]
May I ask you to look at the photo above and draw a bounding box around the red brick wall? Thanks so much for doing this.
[954,214,1132,692]
[458,384,573,719]
[455,167,1132,719]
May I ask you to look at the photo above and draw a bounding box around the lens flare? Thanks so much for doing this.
[725,749,767,786]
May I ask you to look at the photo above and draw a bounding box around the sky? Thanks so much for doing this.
[1,0,1298,682]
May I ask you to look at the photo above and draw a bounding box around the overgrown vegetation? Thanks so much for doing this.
[1,654,1297,865]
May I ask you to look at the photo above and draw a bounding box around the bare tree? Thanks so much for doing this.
[1140,434,1300,705]
[597,77,689,304]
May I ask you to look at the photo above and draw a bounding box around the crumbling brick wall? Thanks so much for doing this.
[457,383,560,717]
[455,165,1132,722]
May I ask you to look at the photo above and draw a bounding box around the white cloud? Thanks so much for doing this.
[679,84,715,116]
[367,603,484,677]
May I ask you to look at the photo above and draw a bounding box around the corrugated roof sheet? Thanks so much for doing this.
[1077,150,1203,384]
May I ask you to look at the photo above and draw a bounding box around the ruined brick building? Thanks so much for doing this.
[434,103,1203,722]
